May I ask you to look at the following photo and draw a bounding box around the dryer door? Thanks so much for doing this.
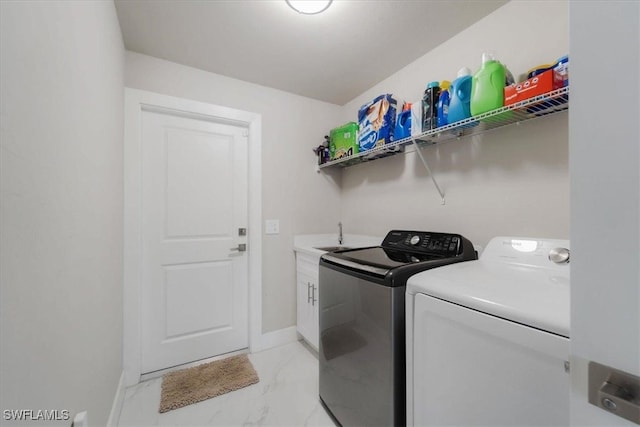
[411,293,570,426]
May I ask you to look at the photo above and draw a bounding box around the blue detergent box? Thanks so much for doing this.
[358,94,397,151]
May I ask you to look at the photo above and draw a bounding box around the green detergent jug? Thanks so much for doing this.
[470,53,506,116]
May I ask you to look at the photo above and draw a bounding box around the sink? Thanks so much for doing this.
[314,246,351,252]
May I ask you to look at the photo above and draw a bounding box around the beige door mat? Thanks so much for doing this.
[159,354,259,413]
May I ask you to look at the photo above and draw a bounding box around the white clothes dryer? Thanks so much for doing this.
[406,236,571,426]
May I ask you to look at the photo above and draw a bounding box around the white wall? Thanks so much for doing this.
[0,2,124,426]
[569,1,640,425]
[124,52,343,333]
[124,1,570,334]
[339,1,569,248]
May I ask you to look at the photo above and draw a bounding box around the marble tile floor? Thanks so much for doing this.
[117,341,336,427]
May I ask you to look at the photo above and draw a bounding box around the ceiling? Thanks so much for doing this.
[115,0,508,105]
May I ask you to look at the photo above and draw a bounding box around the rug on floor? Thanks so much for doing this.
[159,354,259,413]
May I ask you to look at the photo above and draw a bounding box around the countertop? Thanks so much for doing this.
[293,234,382,257]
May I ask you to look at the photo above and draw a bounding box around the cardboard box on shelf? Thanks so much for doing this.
[504,69,555,106]
[357,94,397,151]
[329,122,359,160]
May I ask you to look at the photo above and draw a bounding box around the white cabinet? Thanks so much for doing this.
[293,235,382,351]
[295,252,320,350]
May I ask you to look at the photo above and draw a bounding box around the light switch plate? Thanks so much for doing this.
[265,219,280,235]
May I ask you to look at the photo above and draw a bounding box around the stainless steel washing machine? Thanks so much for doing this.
[318,230,477,426]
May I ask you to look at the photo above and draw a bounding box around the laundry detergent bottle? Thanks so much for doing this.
[436,80,451,127]
[394,103,412,140]
[448,67,473,124]
[470,53,506,116]
[422,81,441,131]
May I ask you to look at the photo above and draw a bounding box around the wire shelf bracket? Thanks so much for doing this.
[411,137,445,205]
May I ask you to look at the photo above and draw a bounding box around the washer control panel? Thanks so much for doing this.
[382,230,462,255]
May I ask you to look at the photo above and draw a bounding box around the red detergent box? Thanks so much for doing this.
[504,69,555,106]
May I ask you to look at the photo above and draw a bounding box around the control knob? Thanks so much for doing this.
[549,247,570,264]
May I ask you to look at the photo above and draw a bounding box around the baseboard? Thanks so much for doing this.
[260,326,298,351]
[107,371,126,426]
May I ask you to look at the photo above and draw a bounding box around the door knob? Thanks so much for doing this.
[230,243,247,252]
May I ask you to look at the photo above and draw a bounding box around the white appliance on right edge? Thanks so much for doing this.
[406,236,571,426]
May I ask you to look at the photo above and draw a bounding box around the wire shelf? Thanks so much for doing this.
[318,86,569,169]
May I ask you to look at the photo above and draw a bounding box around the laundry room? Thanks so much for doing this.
[1,1,638,427]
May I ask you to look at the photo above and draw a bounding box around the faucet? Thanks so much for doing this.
[338,222,343,245]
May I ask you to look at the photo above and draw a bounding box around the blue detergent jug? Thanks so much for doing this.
[448,67,473,124]
[394,104,412,140]
[436,80,451,127]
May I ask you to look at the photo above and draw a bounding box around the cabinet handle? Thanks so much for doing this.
[312,285,317,306]
[307,282,312,304]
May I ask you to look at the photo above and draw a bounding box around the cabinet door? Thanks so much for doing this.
[296,269,317,349]
[296,253,320,350]
[309,278,319,348]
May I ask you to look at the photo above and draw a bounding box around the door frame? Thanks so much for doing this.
[123,88,262,386]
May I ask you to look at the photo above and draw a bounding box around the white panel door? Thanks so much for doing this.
[140,109,248,374]
[569,2,640,425]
